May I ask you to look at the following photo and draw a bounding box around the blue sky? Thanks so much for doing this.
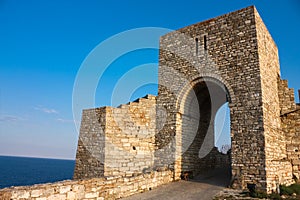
[0,0,299,159]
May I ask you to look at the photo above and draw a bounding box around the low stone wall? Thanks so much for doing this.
[0,170,173,200]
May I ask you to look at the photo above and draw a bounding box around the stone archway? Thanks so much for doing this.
[174,77,232,181]
[155,6,294,192]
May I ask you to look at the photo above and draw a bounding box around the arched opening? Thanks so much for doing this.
[178,78,231,185]
[215,103,231,154]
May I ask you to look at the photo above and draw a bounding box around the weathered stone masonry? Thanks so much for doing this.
[74,6,300,193]
[280,81,300,181]
[74,95,156,179]
[1,6,299,199]
[155,5,298,192]
[0,170,173,200]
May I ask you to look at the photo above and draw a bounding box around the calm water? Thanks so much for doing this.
[0,156,75,189]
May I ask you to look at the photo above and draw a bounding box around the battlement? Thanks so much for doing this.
[74,95,157,179]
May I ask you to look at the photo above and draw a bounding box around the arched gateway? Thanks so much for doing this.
[74,6,300,193]
[173,77,232,180]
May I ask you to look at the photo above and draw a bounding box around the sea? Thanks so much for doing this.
[0,156,75,189]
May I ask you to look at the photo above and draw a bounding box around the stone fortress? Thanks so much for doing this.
[1,5,300,200]
[74,5,300,193]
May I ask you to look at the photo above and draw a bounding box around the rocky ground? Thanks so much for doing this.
[214,188,264,200]
[213,188,299,200]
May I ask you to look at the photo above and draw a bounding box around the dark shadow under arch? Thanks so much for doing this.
[176,77,232,186]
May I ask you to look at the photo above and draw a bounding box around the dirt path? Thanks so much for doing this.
[121,168,230,200]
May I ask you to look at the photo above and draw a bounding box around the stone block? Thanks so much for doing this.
[31,189,44,198]
[11,191,30,199]
[59,185,71,194]
[85,192,99,198]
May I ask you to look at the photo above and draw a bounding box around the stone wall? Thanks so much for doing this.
[74,108,106,179]
[278,79,297,114]
[254,8,294,191]
[281,102,300,180]
[156,6,272,190]
[0,170,173,200]
[104,95,156,177]
[74,95,156,179]
[194,147,231,171]
[72,5,298,194]
[278,78,300,182]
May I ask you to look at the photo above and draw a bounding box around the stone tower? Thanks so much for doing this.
[155,5,296,192]
[74,6,299,193]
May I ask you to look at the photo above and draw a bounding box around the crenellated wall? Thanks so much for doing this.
[278,79,297,114]
[74,95,156,179]
[279,78,300,182]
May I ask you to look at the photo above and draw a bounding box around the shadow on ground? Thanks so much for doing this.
[193,167,231,186]
[122,168,231,200]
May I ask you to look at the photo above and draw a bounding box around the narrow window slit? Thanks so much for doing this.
[204,35,207,50]
[195,38,199,55]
